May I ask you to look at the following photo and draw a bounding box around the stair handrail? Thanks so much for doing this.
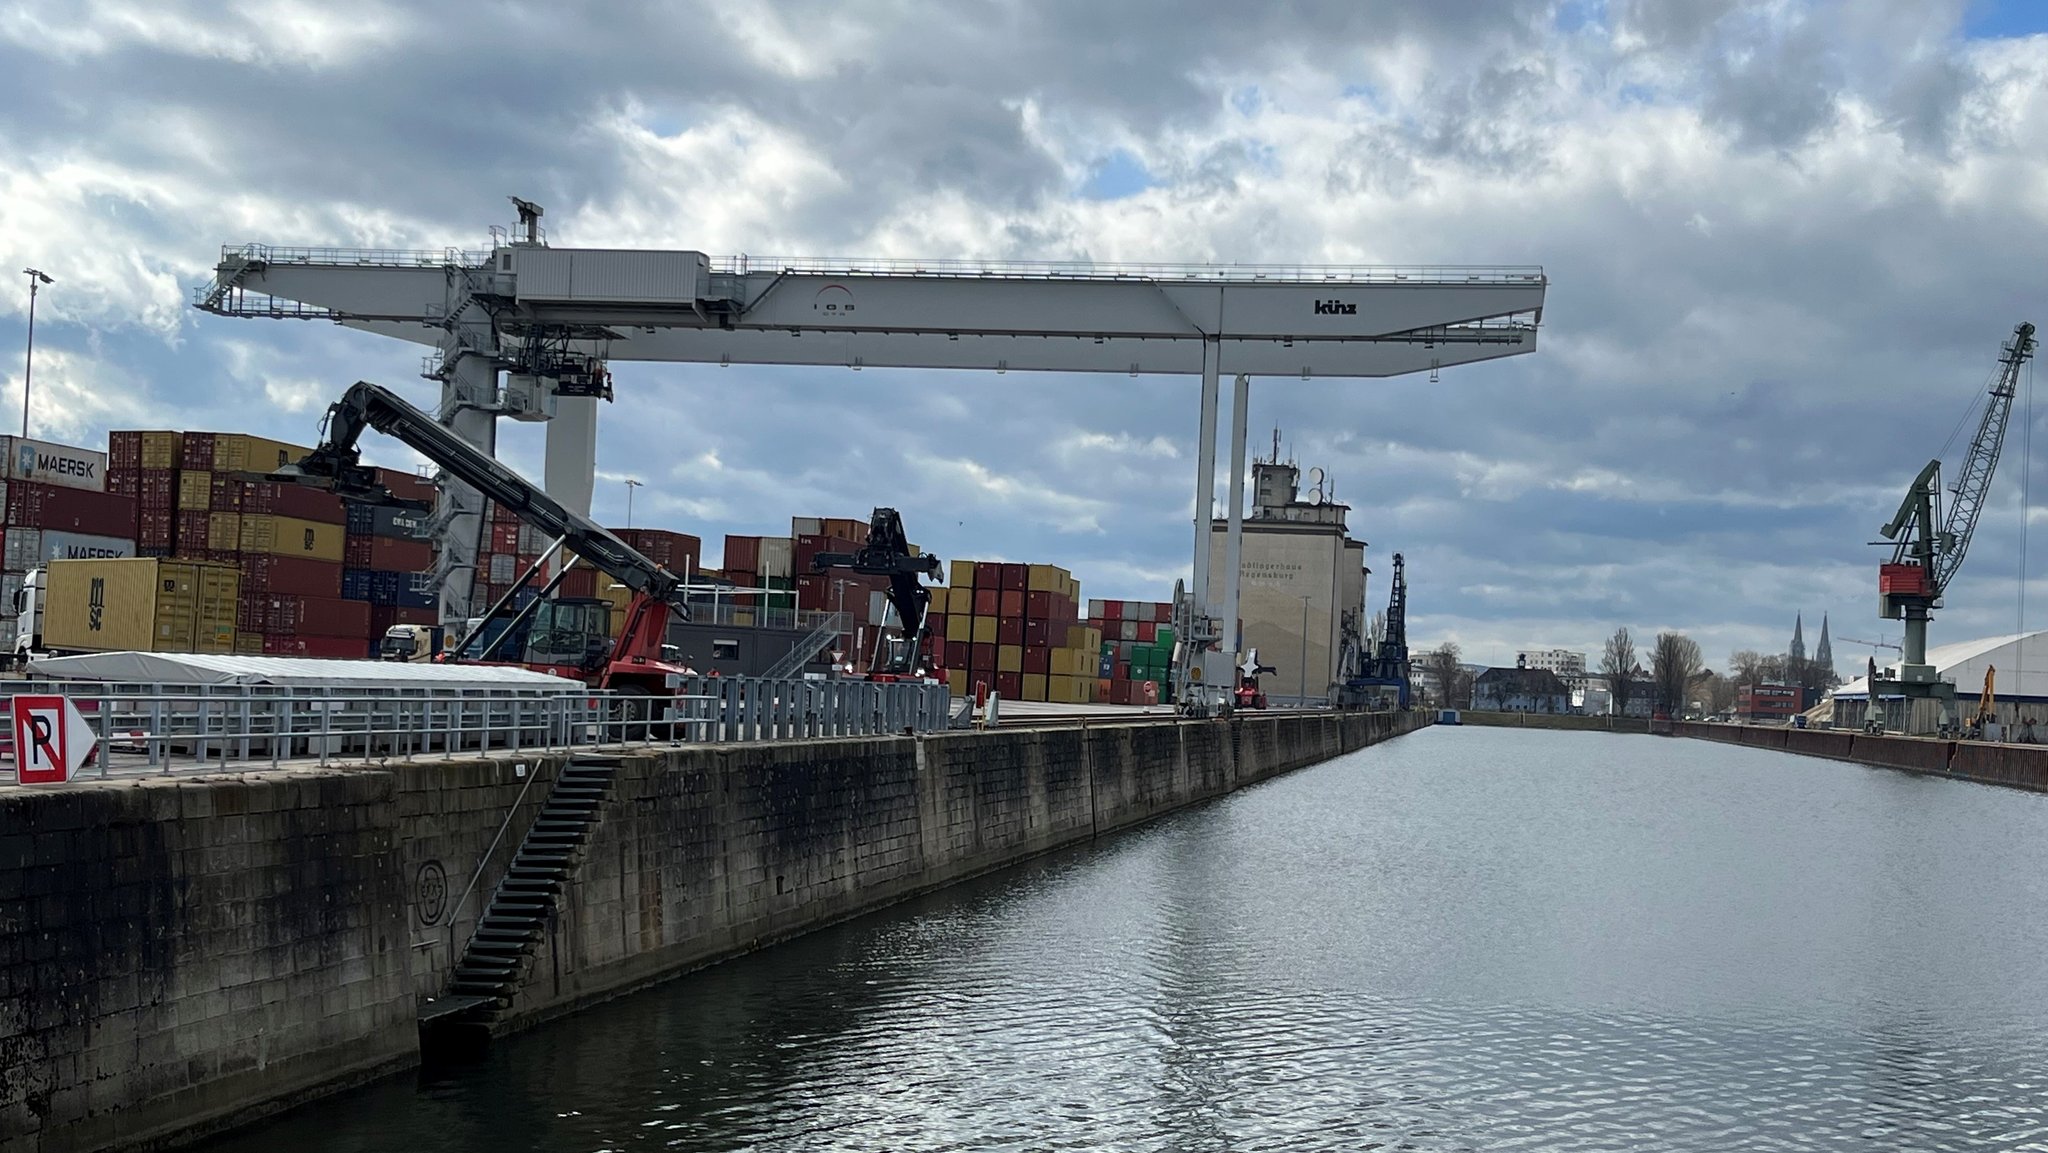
[427,756,549,951]
[762,610,852,679]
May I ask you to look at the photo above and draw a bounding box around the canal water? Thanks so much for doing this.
[209,727,2048,1151]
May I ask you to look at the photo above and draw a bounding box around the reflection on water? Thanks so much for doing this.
[205,728,2048,1151]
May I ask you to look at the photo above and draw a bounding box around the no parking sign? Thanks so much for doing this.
[10,695,97,784]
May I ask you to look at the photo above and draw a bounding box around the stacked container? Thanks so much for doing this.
[1087,599,1176,704]
[40,558,239,654]
[339,467,437,644]
[936,560,1098,702]
[109,430,182,555]
[0,437,135,650]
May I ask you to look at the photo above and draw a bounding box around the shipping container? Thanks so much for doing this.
[42,558,238,654]
[0,436,108,491]
[757,536,791,579]
[723,534,762,573]
[110,430,183,471]
[209,476,345,523]
[132,468,177,512]
[241,594,372,638]
[240,554,344,597]
[235,631,265,655]
[212,513,346,562]
[182,432,313,474]
[2,528,135,570]
[372,467,434,506]
[950,559,976,588]
[344,535,432,572]
[345,503,431,540]
[106,470,136,498]
[172,511,211,557]
[178,470,213,511]
[261,634,369,659]
[613,528,701,572]
[136,509,175,553]
[1,483,137,537]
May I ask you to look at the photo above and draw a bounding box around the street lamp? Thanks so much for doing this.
[622,478,642,528]
[20,268,52,439]
[1300,594,1312,708]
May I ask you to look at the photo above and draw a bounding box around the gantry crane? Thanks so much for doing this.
[196,204,1546,709]
[1335,553,1411,709]
[1874,321,2037,718]
[276,380,693,721]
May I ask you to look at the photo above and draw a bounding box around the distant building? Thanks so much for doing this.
[1739,683,1806,723]
[1517,647,1588,697]
[1585,671,1654,717]
[1473,660,1571,713]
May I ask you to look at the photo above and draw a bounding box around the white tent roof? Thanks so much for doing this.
[28,651,585,691]
[1834,629,2048,699]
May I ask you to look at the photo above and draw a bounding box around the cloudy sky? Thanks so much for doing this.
[3,0,2047,673]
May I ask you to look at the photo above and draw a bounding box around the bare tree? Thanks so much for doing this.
[1728,649,1767,687]
[1699,671,1737,715]
[1419,643,1470,709]
[1601,627,1637,717]
[1652,632,1704,716]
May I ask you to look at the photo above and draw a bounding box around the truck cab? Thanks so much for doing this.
[10,567,46,665]
[378,623,446,662]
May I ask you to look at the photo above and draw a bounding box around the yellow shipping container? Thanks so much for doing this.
[946,669,968,697]
[234,631,264,655]
[211,433,314,474]
[998,644,1022,673]
[950,559,976,588]
[1027,564,1061,593]
[1023,673,1048,700]
[237,514,345,562]
[139,431,183,470]
[177,470,212,512]
[43,558,239,654]
[972,617,997,644]
[948,586,974,615]
[947,615,972,643]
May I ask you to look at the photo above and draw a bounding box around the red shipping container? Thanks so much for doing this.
[973,563,1000,591]
[558,568,598,598]
[263,634,369,659]
[723,534,762,573]
[1024,618,1054,647]
[489,523,520,554]
[174,510,212,557]
[792,533,860,576]
[180,432,216,471]
[1023,647,1049,675]
[972,588,998,616]
[997,617,1025,645]
[999,590,1024,618]
[1000,563,1026,590]
[970,642,996,674]
[614,528,702,572]
[372,467,434,506]
[1025,590,1054,620]
[209,477,346,523]
[136,509,174,549]
[107,470,137,498]
[3,483,138,536]
[1138,621,1157,643]
[369,605,437,631]
[247,594,372,637]
[1101,599,1120,621]
[997,672,1023,700]
[109,431,140,471]
[345,536,432,572]
[241,555,343,597]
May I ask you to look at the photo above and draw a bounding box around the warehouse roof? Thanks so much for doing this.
[1833,629,2048,700]
[27,652,586,691]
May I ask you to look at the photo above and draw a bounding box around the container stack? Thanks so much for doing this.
[342,468,437,645]
[0,437,135,650]
[108,431,183,556]
[1088,599,1175,704]
[935,560,1097,703]
[177,432,363,658]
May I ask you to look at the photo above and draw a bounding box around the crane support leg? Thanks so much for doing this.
[1191,342,1220,628]
[435,346,497,629]
[543,394,601,576]
[1222,372,1250,655]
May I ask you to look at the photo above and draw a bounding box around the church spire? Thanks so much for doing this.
[1789,613,1806,665]
[1814,614,1832,672]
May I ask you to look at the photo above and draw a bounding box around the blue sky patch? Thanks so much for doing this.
[1965,0,2048,38]
[1080,149,1157,200]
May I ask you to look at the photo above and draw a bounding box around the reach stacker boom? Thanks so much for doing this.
[276,380,693,718]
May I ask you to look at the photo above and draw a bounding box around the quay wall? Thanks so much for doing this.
[1457,711,1654,733]
[1,709,1426,1153]
[1671,722,2048,789]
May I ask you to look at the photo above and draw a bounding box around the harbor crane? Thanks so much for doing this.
[1873,321,2037,721]
[276,379,693,721]
[196,204,1544,703]
[1335,552,1411,709]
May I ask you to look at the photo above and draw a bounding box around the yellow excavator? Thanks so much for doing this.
[1969,665,1997,739]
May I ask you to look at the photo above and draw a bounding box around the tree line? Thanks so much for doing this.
[1414,627,1840,717]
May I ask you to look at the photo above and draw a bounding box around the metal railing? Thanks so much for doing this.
[215,243,492,269]
[0,674,954,782]
[715,254,1547,285]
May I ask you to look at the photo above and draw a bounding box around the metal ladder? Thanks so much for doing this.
[761,611,851,680]
[426,759,619,1030]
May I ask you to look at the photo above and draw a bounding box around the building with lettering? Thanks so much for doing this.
[1205,433,1367,704]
